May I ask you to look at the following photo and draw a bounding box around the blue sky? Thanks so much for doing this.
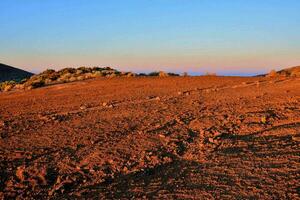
[0,0,300,75]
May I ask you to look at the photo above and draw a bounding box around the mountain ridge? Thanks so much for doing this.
[0,63,34,82]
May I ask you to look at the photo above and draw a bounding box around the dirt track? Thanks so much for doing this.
[0,76,299,199]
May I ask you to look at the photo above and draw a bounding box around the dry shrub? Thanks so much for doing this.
[126,72,136,77]
[107,73,117,78]
[44,79,52,85]
[76,76,84,81]
[158,71,169,77]
[267,70,277,77]
[93,71,104,77]
[0,81,16,92]
[183,72,189,77]
[205,72,217,76]
[68,77,77,82]
[14,84,24,90]
[29,79,45,89]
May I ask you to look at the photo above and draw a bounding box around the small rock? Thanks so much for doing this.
[292,136,300,142]
[213,131,223,138]
[163,156,172,162]
[102,102,108,107]
[123,166,128,173]
[80,105,87,110]
[208,138,215,143]
[16,166,25,182]
[155,97,160,101]
[107,159,114,164]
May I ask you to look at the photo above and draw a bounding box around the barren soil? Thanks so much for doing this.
[0,76,299,199]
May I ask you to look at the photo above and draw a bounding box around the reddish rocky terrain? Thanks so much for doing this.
[0,76,299,199]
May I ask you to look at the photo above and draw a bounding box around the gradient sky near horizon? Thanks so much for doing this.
[1,0,300,75]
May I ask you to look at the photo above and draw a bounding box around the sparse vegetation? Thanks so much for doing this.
[0,67,182,92]
[183,72,189,76]
[267,69,277,77]
[147,71,179,77]
[0,67,126,92]
[0,81,16,92]
[265,66,300,77]
[204,72,217,76]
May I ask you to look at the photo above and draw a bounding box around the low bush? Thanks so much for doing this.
[0,81,16,92]
[267,70,277,77]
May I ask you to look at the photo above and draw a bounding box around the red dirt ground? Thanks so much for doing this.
[0,76,299,199]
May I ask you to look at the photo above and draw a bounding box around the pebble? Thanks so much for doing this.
[208,138,215,143]
[80,105,87,110]
[292,136,300,142]
[213,131,223,138]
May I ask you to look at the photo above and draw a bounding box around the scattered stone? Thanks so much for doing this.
[0,120,5,127]
[292,135,300,142]
[208,138,215,143]
[213,131,223,138]
[123,166,128,173]
[163,156,172,163]
[16,166,25,182]
[80,105,87,110]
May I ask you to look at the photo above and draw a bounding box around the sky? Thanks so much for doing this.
[0,0,300,76]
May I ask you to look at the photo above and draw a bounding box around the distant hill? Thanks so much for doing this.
[0,63,33,82]
[262,66,300,77]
